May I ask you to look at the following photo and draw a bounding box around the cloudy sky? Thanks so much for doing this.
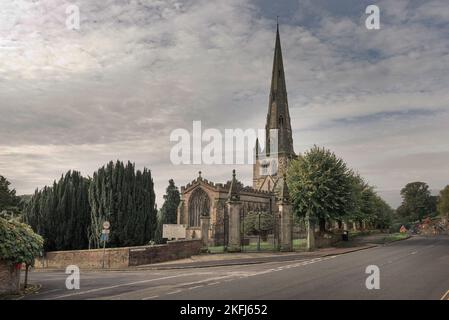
[1,0,449,208]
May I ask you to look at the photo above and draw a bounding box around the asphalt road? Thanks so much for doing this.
[23,235,449,300]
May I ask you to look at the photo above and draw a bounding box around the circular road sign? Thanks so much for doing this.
[103,221,110,229]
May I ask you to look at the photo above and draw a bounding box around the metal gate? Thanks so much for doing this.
[240,210,280,252]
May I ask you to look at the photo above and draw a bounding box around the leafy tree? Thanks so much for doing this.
[437,185,449,217]
[346,174,369,228]
[24,171,91,251]
[372,195,394,229]
[397,182,435,222]
[88,161,157,248]
[0,175,21,218]
[287,146,353,232]
[243,211,275,241]
[0,217,43,266]
[345,173,394,229]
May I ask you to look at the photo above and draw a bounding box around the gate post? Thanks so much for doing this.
[200,216,210,249]
[227,170,241,252]
[277,174,293,252]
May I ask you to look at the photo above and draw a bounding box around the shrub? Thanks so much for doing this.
[0,217,43,266]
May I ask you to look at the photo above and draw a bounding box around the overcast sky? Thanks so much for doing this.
[1,0,449,208]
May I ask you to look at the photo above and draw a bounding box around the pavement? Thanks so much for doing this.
[20,235,449,300]
[134,245,378,270]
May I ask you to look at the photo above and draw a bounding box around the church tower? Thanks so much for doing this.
[253,24,296,191]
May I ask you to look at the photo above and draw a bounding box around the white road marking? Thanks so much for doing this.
[142,295,159,300]
[208,282,220,286]
[166,289,182,295]
[189,285,204,290]
[50,256,338,300]
[49,273,200,300]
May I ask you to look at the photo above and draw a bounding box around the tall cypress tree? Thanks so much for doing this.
[24,171,91,251]
[160,179,180,225]
[155,179,180,243]
[89,161,157,248]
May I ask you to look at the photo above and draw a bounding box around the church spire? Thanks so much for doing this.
[266,23,294,157]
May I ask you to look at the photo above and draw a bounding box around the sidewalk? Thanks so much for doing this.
[134,244,378,270]
[31,234,410,272]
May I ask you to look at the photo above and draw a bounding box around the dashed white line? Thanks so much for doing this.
[49,273,197,300]
[189,285,204,290]
[166,290,182,295]
[208,282,220,286]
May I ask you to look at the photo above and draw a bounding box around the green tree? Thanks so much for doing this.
[346,174,369,228]
[243,212,275,241]
[0,175,21,218]
[397,182,435,222]
[155,180,180,243]
[287,146,354,232]
[0,217,44,266]
[88,161,157,248]
[159,179,180,225]
[24,171,91,251]
[154,208,163,244]
[437,185,449,218]
[372,195,394,229]
[345,173,394,230]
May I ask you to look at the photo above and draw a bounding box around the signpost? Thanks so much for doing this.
[101,221,110,269]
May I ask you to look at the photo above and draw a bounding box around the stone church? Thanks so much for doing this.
[177,25,297,250]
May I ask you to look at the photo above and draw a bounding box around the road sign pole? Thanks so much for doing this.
[101,221,110,269]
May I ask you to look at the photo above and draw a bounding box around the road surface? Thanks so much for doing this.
[23,235,449,300]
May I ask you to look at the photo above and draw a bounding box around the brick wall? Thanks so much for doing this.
[0,260,20,295]
[34,240,202,270]
[129,239,202,266]
[35,247,130,269]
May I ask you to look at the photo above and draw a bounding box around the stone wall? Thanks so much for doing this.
[315,232,340,248]
[34,240,202,270]
[0,260,20,295]
[35,247,130,269]
[129,239,202,266]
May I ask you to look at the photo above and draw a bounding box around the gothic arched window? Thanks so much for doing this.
[279,115,284,128]
[188,188,211,227]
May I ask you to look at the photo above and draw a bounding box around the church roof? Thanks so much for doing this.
[265,23,295,157]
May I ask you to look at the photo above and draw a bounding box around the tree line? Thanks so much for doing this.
[287,146,394,232]
[396,182,448,225]
[23,161,158,251]
[286,146,449,233]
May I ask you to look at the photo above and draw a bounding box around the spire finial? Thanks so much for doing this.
[232,169,236,179]
[198,171,202,179]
